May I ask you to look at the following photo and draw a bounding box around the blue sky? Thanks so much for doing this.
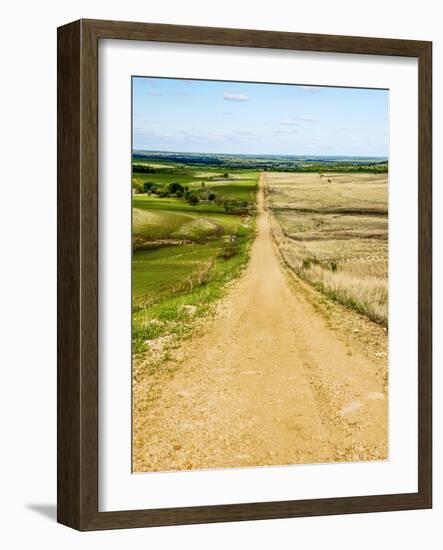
[133,77,389,157]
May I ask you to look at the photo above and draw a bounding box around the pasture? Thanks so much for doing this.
[266,172,388,325]
[132,161,258,362]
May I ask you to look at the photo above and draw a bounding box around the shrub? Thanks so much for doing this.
[302,257,319,270]
[132,164,156,174]
[187,193,200,205]
[168,182,184,195]
[236,226,248,238]
[218,244,238,259]
[155,186,168,197]
[143,181,155,193]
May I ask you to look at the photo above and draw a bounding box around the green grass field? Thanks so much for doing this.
[133,244,220,301]
[132,161,258,361]
[132,163,258,201]
[133,195,225,214]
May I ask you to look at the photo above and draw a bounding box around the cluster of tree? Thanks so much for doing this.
[134,152,388,173]
[139,181,205,205]
[263,163,388,173]
[132,164,158,174]
[142,181,184,196]
[288,163,388,173]
[134,177,230,207]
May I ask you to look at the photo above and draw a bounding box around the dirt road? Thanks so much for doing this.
[133,173,388,472]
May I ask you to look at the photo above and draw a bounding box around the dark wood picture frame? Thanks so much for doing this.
[57,18,432,531]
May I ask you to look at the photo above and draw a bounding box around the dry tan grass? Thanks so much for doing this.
[267,172,387,214]
[267,172,388,325]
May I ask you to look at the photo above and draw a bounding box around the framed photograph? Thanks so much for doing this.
[57,19,432,530]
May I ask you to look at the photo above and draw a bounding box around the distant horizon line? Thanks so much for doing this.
[133,148,388,160]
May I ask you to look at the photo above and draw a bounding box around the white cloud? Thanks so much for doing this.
[273,128,300,135]
[233,129,254,135]
[224,92,249,102]
[280,117,317,125]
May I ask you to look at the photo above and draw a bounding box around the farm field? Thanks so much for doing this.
[265,172,388,325]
